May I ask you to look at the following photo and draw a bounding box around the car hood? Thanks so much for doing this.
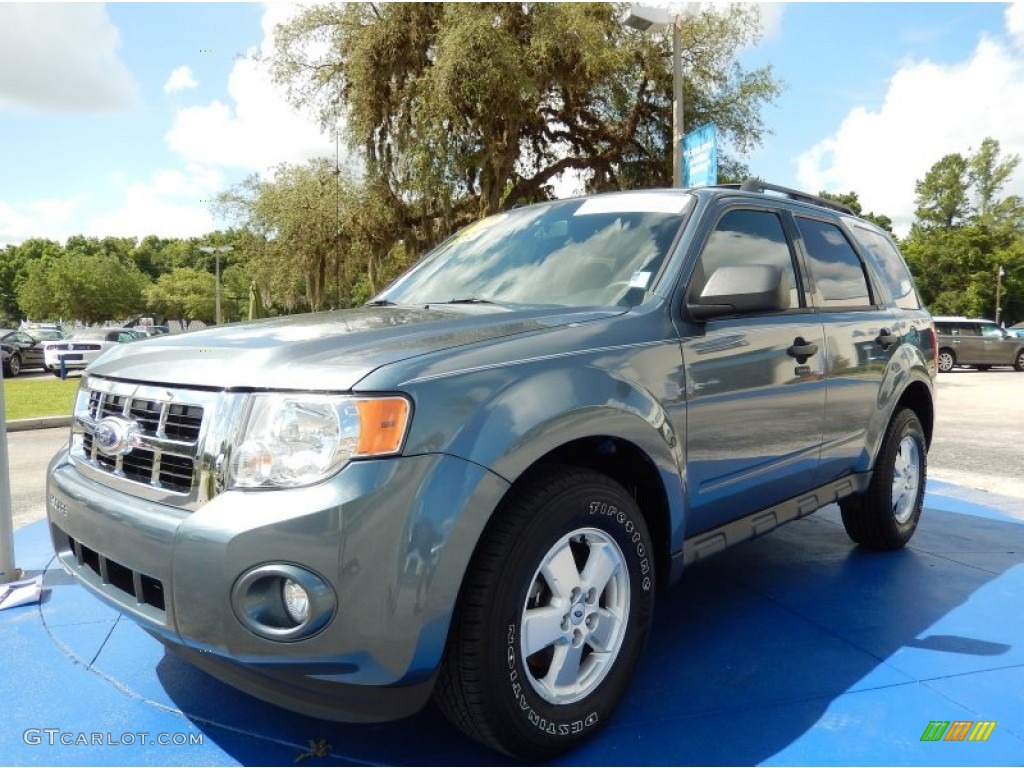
[86,305,621,390]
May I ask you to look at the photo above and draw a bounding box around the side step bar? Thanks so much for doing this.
[673,473,871,576]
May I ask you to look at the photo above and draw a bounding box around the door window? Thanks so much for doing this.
[796,217,873,308]
[690,209,801,311]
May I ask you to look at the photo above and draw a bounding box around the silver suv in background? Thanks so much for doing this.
[933,316,1024,372]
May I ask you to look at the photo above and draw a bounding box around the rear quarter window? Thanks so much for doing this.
[847,222,922,310]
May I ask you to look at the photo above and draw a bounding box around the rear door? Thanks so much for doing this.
[677,204,827,535]
[791,215,893,485]
[957,322,985,364]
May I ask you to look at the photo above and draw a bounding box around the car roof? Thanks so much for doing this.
[932,316,997,323]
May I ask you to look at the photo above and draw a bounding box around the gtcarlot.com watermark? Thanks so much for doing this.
[23,729,203,747]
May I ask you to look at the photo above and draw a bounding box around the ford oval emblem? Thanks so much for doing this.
[93,416,141,457]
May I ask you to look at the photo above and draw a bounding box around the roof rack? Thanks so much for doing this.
[734,179,856,215]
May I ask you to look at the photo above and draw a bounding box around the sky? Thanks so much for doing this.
[1,1,1022,247]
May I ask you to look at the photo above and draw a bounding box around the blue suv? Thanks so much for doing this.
[47,181,936,759]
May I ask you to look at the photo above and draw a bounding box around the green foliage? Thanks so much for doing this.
[271,1,781,254]
[16,250,149,324]
[146,268,216,326]
[217,159,345,312]
[904,137,1024,323]
[914,153,971,229]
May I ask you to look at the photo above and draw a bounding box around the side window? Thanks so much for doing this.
[691,209,801,310]
[796,217,873,308]
[981,325,1004,338]
[961,324,981,337]
[848,224,921,310]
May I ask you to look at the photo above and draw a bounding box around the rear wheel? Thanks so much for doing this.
[435,465,655,760]
[937,349,955,372]
[1015,349,1024,372]
[840,408,927,550]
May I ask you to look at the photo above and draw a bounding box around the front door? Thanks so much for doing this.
[677,206,827,536]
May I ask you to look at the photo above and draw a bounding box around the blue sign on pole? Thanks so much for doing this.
[683,123,717,187]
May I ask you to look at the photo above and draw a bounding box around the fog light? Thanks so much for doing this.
[231,564,336,641]
[282,578,310,624]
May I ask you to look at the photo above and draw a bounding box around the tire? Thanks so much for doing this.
[1015,349,1024,372]
[435,465,655,760]
[840,408,927,551]
[937,349,955,372]
[6,353,21,377]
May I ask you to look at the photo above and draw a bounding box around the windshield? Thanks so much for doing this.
[376,192,694,308]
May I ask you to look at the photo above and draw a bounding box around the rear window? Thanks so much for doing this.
[847,222,921,310]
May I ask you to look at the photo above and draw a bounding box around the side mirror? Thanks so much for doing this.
[688,264,789,322]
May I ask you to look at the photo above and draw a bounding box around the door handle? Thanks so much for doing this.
[876,328,899,348]
[787,337,818,362]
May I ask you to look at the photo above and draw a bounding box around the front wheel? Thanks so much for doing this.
[1014,350,1024,372]
[937,349,955,372]
[840,408,927,550]
[5,353,21,377]
[435,466,655,760]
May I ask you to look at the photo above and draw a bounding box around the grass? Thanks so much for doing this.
[3,376,80,421]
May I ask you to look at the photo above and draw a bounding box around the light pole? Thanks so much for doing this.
[199,246,234,324]
[996,265,1005,326]
[623,3,701,188]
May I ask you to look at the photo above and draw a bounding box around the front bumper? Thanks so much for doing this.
[47,448,509,721]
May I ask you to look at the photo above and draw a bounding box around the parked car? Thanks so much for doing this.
[47,181,936,760]
[0,328,48,376]
[933,316,1024,372]
[138,325,170,337]
[41,327,146,376]
[28,328,67,342]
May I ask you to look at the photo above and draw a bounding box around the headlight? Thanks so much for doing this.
[229,394,410,489]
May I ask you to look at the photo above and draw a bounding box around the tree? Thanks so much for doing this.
[16,250,149,323]
[145,268,216,327]
[903,138,1024,322]
[967,137,1022,227]
[0,238,63,321]
[217,159,346,312]
[270,2,781,253]
[913,153,971,230]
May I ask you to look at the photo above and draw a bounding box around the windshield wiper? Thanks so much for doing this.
[445,297,496,304]
[365,299,398,306]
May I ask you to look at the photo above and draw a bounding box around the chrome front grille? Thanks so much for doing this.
[70,376,226,505]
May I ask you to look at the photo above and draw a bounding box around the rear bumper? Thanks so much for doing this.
[47,448,509,721]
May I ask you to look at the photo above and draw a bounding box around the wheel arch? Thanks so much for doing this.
[529,436,675,591]
[896,380,934,448]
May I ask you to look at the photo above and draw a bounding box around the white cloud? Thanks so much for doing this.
[86,165,223,240]
[0,4,136,112]
[1007,1,1024,49]
[753,2,785,42]
[798,11,1024,235]
[0,196,83,246]
[164,66,198,94]
[165,3,340,175]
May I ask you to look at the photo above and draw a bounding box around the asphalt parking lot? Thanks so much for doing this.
[925,368,1024,514]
